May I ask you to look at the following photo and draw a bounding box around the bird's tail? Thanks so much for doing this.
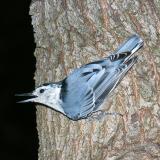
[109,34,143,62]
[114,34,143,54]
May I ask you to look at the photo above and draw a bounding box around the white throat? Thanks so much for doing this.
[39,87,65,115]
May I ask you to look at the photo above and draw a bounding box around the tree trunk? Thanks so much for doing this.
[29,0,160,159]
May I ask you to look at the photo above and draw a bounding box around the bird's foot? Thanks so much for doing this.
[88,110,122,121]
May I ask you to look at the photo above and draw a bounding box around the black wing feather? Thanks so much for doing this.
[61,57,137,120]
[60,35,143,120]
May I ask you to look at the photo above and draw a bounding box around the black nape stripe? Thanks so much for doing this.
[42,83,51,86]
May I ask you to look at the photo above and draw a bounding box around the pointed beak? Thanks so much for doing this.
[15,92,38,103]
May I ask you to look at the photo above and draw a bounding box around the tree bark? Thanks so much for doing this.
[30,0,160,159]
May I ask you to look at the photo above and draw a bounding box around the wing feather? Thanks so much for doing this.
[61,35,143,120]
[61,57,137,120]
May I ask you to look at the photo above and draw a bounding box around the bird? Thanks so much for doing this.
[16,34,143,121]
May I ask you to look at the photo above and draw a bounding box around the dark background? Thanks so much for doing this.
[0,1,38,160]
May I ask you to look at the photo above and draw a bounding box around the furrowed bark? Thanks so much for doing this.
[30,0,160,159]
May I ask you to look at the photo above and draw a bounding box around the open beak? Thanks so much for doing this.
[15,92,38,103]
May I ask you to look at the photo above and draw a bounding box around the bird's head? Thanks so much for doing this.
[16,83,62,106]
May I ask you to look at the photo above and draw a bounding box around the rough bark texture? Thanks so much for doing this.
[29,0,160,159]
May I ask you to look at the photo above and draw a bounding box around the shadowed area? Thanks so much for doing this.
[0,0,38,160]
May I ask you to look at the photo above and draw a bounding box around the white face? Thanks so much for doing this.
[33,84,61,104]
[19,84,65,114]
[32,84,65,114]
[33,85,53,98]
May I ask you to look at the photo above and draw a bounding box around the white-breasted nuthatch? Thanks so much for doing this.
[16,35,143,120]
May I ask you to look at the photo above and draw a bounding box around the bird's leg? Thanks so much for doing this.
[88,110,122,121]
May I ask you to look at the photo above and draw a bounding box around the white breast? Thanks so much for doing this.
[43,87,66,115]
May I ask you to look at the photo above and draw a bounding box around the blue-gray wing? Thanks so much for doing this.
[60,35,143,120]
[61,57,137,120]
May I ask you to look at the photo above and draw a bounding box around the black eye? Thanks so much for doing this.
[40,89,45,93]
